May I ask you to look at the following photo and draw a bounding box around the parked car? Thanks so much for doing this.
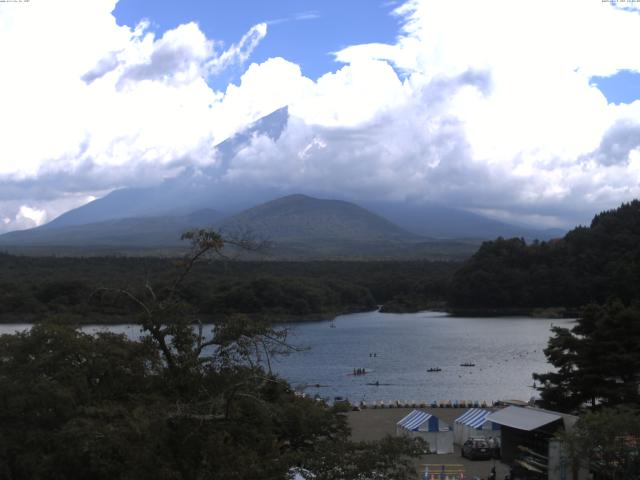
[461,437,493,460]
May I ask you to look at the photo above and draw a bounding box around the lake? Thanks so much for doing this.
[274,310,572,404]
[0,310,572,404]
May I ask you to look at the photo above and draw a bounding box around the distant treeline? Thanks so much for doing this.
[4,200,640,322]
[0,255,457,322]
[449,200,640,310]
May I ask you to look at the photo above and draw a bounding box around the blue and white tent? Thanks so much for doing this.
[396,410,454,454]
[453,408,501,445]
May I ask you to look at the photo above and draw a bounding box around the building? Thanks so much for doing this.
[486,406,588,480]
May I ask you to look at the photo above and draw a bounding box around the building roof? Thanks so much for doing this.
[486,406,562,431]
[454,408,494,429]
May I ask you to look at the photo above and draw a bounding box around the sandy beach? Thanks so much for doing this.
[346,407,510,479]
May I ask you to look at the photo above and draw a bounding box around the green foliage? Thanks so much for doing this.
[450,200,640,309]
[0,323,165,479]
[204,277,376,316]
[298,436,428,480]
[0,231,425,479]
[534,304,640,412]
[0,319,421,479]
[0,254,457,322]
[559,408,640,479]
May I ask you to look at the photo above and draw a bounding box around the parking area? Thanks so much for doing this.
[346,407,510,479]
[418,444,508,479]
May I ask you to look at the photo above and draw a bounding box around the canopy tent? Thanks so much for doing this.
[453,408,501,445]
[396,410,454,454]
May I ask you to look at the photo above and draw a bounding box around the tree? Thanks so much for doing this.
[534,303,640,412]
[0,322,166,480]
[559,408,640,480]
[449,200,640,311]
[0,230,424,479]
[299,435,427,480]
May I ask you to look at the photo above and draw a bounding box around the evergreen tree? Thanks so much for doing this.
[450,200,640,310]
[559,408,640,479]
[534,303,640,412]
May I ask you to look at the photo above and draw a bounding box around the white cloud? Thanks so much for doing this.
[206,23,267,75]
[1,0,640,234]
[237,0,640,223]
[16,206,47,227]
[0,1,273,232]
[213,0,640,226]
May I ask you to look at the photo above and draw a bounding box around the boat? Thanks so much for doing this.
[348,369,370,376]
[427,367,442,372]
[460,362,476,367]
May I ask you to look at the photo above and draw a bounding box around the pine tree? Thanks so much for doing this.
[534,303,640,412]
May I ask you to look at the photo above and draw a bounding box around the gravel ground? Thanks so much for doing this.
[346,407,510,479]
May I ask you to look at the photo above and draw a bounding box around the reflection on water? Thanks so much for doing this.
[0,310,572,403]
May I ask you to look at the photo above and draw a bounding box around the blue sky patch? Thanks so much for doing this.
[113,0,403,89]
[591,70,640,104]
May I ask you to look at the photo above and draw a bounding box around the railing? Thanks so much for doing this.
[422,464,466,480]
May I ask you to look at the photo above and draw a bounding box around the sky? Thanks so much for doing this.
[1,0,640,233]
[113,0,403,88]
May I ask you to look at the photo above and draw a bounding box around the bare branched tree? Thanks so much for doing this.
[93,229,289,375]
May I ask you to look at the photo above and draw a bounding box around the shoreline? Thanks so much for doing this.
[447,306,580,319]
[0,305,579,326]
[0,308,373,326]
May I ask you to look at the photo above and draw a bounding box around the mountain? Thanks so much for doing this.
[219,194,415,242]
[44,107,291,229]
[365,202,565,241]
[0,209,222,249]
[215,194,477,259]
[0,194,479,259]
[8,106,567,247]
[37,106,564,241]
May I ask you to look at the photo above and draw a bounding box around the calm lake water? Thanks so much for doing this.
[274,310,573,404]
[0,310,572,404]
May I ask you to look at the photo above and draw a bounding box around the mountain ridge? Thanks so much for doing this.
[8,107,566,244]
[0,194,479,260]
[45,107,291,229]
[0,209,222,248]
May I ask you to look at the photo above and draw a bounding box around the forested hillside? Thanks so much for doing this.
[449,200,640,309]
[0,255,456,322]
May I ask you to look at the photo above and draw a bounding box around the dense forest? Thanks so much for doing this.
[449,200,640,311]
[0,254,457,323]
